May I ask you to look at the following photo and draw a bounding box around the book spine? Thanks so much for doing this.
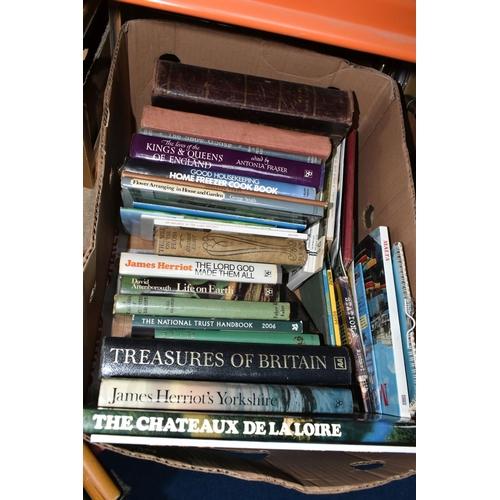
[139,127,325,165]
[129,133,325,190]
[152,216,308,241]
[326,266,342,347]
[97,377,351,413]
[140,104,332,160]
[118,275,284,302]
[321,264,336,346]
[84,408,416,448]
[123,155,318,200]
[121,171,326,217]
[121,181,319,227]
[353,263,382,414]
[341,130,357,269]
[151,59,354,140]
[130,315,305,333]
[153,226,307,266]
[99,336,352,385]
[130,201,308,232]
[152,329,320,345]
[118,251,282,284]
[391,242,416,415]
[113,294,293,320]
[336,275,374,414]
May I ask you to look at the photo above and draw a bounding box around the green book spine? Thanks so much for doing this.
[113,294,293,320]
[153,329,320,345]
[132,315,305,333]
[83,408,416,449]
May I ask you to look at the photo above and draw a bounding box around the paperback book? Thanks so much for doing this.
[84,408,416,452]
[97,377,353,413]
[99,336,352,385]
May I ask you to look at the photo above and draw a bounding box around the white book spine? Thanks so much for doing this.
[119,252,281,284]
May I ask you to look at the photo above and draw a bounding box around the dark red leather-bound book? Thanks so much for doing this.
[151,59,354,143]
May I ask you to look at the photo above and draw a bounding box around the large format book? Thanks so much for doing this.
[152,226,307,266]
[129,132,325,190]
[113,294,295,321]
[112,314,306,336]
[151,59,354,142]
[118,251,282,284]
[122,155,318,200]
[118,275,284,302]
[84,408,416,452]
[99,336,352,385]
[391,241,416,416]
[140,105,332,163]
[97,377,353,413]
[120,176,324,227]
[354,226,411,419]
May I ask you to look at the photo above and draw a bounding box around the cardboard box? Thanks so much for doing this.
[83,18,416,494]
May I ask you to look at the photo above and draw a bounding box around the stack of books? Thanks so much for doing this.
[84,59,416,450]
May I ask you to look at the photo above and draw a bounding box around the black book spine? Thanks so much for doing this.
[100,336,352,386]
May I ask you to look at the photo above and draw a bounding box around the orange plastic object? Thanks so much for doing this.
[117,0,416,62]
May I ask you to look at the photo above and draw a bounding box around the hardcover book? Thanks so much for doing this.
[84,408,416,452]
[152,329,321,346]
[354,227,411,419]
[112,294,295,320]
[153,226,307,266]
[151,59,354,142]
[129,132,325,190]
[139,104,332,162]
[99,336,352,385]
[122,155,318,200]
[118,251,282,284]
[97,377,352,413]
[117,275,284,302]
[112,314,306,336]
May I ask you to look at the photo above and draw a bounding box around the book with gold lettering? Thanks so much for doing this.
[99,336,352,386]
[84,407,416,452]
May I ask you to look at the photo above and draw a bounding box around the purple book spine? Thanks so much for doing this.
[129,133,325,190]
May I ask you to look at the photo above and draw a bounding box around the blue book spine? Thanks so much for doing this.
[354,263,382,413]
[139,127,325,165]
[130,202,307,231]
[129,133,325,190]
[121,175,324,217]
[123,156,317,200]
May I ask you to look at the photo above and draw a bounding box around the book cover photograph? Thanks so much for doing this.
[97,377,353,414]
[84,408,416,451]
